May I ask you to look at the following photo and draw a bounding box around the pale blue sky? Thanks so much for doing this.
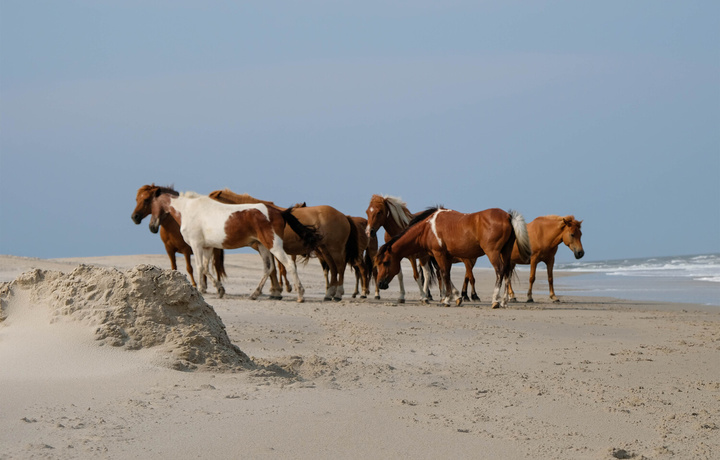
[1,1,718,262]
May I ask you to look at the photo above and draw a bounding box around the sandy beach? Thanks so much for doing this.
[0,253,718,459]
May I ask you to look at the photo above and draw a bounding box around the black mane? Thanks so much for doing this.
[376,206,441,258]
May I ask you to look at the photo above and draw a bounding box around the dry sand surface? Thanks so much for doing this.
[1,253,718,459]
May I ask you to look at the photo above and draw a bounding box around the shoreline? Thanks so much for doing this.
[1,253,718,459]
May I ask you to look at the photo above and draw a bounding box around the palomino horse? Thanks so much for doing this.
[508,215,584,302]
[365,195,479,302]
[143,186,321,302]
[375,207,532,308]
[131,184,225,287]
[209,189,359,301]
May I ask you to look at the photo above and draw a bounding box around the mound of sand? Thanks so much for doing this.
[0,264,250,371]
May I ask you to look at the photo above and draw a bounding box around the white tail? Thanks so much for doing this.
[509,210,531,263]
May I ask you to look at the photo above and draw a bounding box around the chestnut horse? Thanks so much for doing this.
[508,215,584,302]
[375,207,531,308]
[365,195,479,302]
[209,189,359,301]
[132,184,225,287]
[144,186,321,302]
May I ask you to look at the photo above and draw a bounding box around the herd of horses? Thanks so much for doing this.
[132,185,584,308]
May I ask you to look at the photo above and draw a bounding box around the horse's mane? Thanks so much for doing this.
[382,195,414,227]
[209,189,278,207]
[180,191,201,199]
[543,214,581,228]
[147,184,179,197]
[377,206,441,258]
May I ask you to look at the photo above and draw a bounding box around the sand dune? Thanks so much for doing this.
[1,254,718,459]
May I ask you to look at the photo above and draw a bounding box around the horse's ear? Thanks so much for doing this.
[562,216,573,226]
[154,188,162,198]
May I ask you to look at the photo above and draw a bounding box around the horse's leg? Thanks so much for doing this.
[277,257,292,293]
[419,262,433,305]
[461,259,477,302]
[251,246,281,300]
[330,250,346,302]
[196,246,225,298]
[182,249,198,287]
[485,252,505,309]
[410,257,422,293]
[193,245,208,294]
[351,266,360,298]
[526,258,538,303]
[396,263,406,304]
[547,255,559,302]
[507,263,517,302]
[271,248,305,303]
[434,255,458,307]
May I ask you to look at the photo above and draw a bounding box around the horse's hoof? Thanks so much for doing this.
[333,297,342,302]
[471,294,480,301]
[552,298,560,303]
[297,298,304,303]
[269,295,283,300]
[323,296,333,301]
[352,293,358,298]
[360,295,367,299]
[398,299,405,304]
[462,295,470,302]
[526,298,534,303]
[491,303,501,309]
[427,294,434,301]
[421,299,429,305]
[509,297,517,303]
[456,298,463,307]
[374,295,381,300]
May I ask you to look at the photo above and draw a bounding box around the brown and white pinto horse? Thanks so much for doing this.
[131,184,225,287]
[376,207,531,308]
[209,189,359,301]
[365,195,479,302]
[508,215,584,302]
[144,186,321,302]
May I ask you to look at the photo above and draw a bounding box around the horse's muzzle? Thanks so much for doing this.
[131,213,143,225]
[148,216,160,234]
[378,280,389,290]
[575,250,585,259]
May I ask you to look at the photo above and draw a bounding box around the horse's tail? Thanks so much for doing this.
[281,207,323,252]
[344,216,361,266]
[213,248,227,280]
[509,210,531,264]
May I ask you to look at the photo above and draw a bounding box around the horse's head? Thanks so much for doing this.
[561,216,584,259]
[365,195,387,238]
[375,243,401,290]
[132,184,159,225]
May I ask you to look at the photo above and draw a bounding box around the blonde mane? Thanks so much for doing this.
[180,191,201,199]
[383,195,413,227]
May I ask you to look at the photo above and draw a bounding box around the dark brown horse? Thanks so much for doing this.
[132,184,225,287]
[348,216,378,299]
[508,215,584,302]
[210,189,359,301]
[376,207,531,308]
[141,186,321,302]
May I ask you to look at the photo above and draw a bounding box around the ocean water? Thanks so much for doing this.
[554,253,720,307]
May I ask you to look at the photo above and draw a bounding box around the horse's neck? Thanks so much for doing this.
[390,224,427,258]
[534,218,565,250]
[166,195,191,225]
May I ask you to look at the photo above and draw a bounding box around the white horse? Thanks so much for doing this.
[144,186,321,302]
